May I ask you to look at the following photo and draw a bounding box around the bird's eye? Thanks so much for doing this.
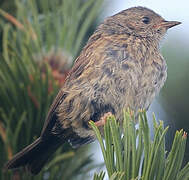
[142,17,150,24]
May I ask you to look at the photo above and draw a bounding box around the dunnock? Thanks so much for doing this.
[5,6,181,174]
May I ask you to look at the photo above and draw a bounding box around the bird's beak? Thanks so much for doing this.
[159,20,181,29]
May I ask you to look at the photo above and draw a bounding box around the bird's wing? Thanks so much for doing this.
[40,89,67,137]
[40,45,93,137]
[40,33,106,138]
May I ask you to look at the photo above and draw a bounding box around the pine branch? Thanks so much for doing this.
[90,110,189,180]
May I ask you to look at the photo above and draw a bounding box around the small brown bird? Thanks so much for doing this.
[5,6,181,174]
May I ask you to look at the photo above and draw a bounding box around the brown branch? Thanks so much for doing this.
[27,86,40,109]
[0,121,6,142]
[0,121,13,159]
[0,9,25,30]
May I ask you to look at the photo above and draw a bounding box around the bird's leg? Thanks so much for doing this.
[94,112,113,127]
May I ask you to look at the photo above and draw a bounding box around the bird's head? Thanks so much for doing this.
[101,6,181,42]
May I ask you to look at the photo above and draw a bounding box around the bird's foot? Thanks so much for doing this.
[94,112,113,127]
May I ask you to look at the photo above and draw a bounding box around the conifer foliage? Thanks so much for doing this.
[0,0,103,179]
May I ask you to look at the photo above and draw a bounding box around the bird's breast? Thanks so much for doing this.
[98,46,167,121]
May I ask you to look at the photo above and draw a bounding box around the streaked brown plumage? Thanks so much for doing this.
[5,6,181,174]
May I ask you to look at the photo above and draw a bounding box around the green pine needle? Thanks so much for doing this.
[90,110,189,180]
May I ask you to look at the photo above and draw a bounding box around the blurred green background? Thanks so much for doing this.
[0,0,188,179]
[0,0,103,179]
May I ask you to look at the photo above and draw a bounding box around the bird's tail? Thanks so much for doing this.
[4,135,63,174]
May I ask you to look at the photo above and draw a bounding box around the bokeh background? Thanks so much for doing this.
[0,0,188,179]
